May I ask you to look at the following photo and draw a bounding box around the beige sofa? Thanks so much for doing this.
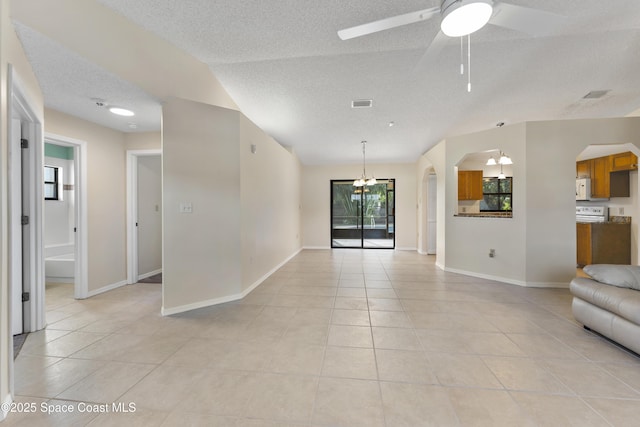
[571,264,640,355]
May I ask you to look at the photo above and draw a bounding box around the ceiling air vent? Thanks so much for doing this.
[352,99,373,108]
[583,90,610,99]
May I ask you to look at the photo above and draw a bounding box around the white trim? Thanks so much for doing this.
[44,133,89,300]
[126,149,162,285]
[161,248,301,316]
[86,279,128,298]
[138,268,162,281]
[444,266,570,288]
[395,247,417,251]
[302,246,331,250]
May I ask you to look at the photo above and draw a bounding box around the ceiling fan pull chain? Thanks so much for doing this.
[467,34,471,92]
[460,36,464,75]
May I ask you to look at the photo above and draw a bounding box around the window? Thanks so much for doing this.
[480,177,512,212]
[44,165,60,200]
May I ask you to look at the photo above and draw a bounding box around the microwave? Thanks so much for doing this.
[576,178,591,200]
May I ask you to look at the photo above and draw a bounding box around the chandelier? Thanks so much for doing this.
[353,141,377,187]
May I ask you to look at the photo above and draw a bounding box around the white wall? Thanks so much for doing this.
[444,123,529,284]
[43,155,74,247]
[302,163,417,250]
[525,118,640,283]
[239,115,302,292]
[43,109,127,293]
[162,98,302,314]
[125,131,161,151]
[137,155,162,277]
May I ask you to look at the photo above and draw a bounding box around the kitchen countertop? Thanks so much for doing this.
[455,212,513,218]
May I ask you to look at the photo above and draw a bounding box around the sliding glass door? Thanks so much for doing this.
[331,179,395,249]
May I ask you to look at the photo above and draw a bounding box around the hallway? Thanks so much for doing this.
[7,250,640,425]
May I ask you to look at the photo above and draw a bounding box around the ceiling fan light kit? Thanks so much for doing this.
[440,0,494,37]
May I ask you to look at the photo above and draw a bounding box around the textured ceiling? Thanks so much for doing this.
[13,0,640,164]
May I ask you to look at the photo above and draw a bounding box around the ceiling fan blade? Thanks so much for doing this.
[490,2,566,37]
[412,30,448,75]
[338,7,439,40]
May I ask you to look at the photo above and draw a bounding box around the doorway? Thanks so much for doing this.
[330,179,395,249]
[42,135,88,300]
[127,150,162,284]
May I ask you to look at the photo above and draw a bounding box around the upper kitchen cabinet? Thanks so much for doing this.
[458,170,483,200]
[609,151,638,172]
[576,160,591,178]
[590,156,610,199]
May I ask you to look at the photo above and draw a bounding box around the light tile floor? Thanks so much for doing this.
[6,249,640,426]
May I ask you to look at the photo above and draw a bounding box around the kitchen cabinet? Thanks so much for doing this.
[609,151,638,172]
[590,156,610,199]
[576,160,591,178]
[458,170,483,200]
[576,222,630,267]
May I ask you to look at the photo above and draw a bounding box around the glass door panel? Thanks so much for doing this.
[331,181,363,248]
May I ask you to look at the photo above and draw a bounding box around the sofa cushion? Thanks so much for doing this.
[571,277,640,326]
[583,264,640,291]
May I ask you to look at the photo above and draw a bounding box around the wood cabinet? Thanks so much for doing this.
[576,222,631,267]
[576,160,591,178]
[576,151,634,198]
[458,170,483,200]
[610,151,638,172]
[590,156,610,199]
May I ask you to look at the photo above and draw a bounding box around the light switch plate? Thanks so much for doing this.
[179,202,193,213]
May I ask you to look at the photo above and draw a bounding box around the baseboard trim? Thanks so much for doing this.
[395,247,417,251]
[241,248,302,297]
[86,279,128,298]
[444,266,569,288]
[302,246,331,250]
[161,248,302,316]
[138,268,162,281]
[45,277,74,283]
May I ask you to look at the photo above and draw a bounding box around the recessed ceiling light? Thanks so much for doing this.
[388,121,395,127]
[109,107,135,117]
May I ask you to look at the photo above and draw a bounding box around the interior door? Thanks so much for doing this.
[10,119,24,335]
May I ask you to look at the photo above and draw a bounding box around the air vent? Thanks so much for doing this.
[583,90,610,99]
[352,99,373,108]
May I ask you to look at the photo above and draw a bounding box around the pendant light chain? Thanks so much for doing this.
[460,36,464,75]
[467,33,471,92]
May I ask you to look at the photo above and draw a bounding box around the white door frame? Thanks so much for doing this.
[126,149,162,284]
[8,65,45,335]
[44,133,89,299]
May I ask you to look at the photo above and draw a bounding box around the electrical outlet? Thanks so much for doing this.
[619,207,624,215]
[489,249,495,258]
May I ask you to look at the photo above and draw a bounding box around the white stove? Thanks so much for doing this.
[576,206,608,223]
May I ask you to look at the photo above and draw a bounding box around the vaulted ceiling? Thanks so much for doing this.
[12,0,640,164]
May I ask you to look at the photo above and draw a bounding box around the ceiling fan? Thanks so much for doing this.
[338,0,565,91]
[337,0,565,41]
